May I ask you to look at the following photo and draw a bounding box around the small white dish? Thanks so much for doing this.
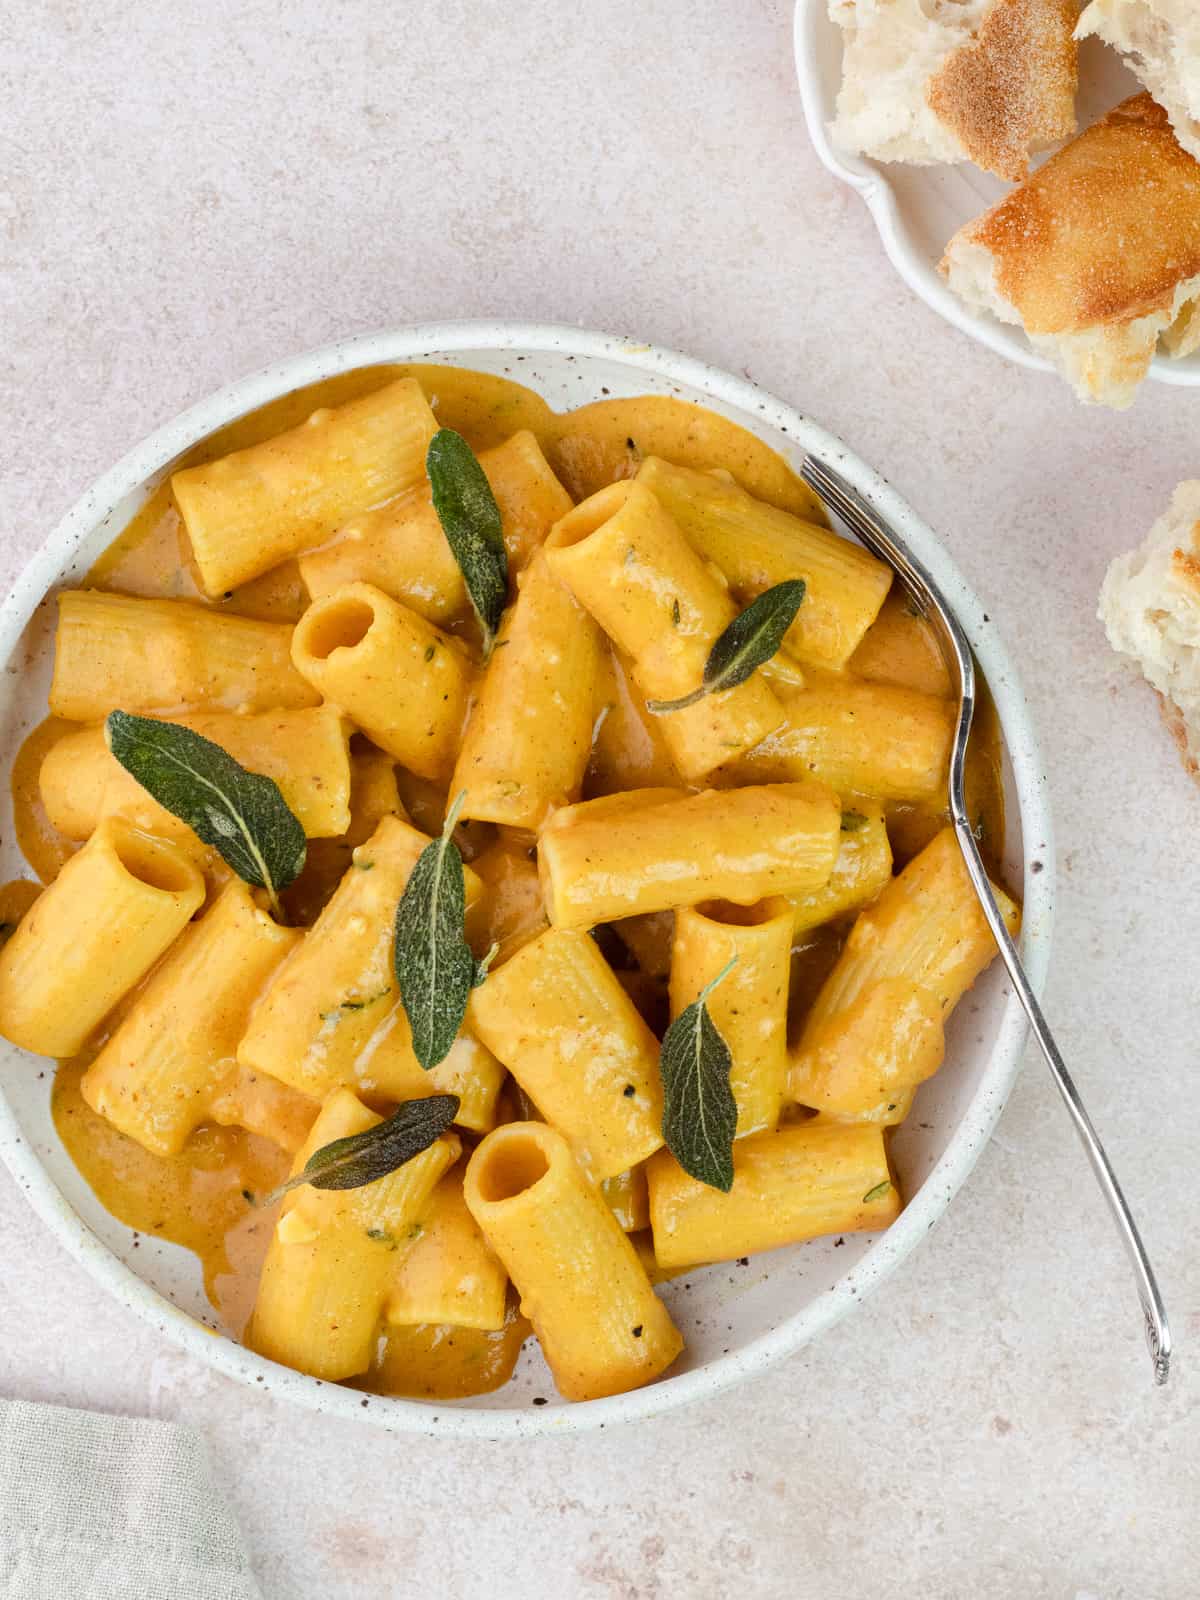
[0,322,1053,1437]
[794,0,1200,389]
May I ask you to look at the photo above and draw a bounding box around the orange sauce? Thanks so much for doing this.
[358,1300,531,1400]
[51,1056,288,1337]
[11,718,79,883]
[13,363,1007,1401]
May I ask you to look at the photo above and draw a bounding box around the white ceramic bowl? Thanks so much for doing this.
[0,322,1053,1438]
[794,0,1200,389]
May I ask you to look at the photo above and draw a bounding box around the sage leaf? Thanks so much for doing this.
[646,580,806,714]
[862,1180,892,1204]
[263,1093,459,1206]
[393,791,477,1070]
[659,955,739,1192]
[105,711,305,919]
[427,428,507,654]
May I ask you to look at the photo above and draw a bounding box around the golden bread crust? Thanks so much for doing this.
[946,94,1200,333]
[926,0,1079,182]
[1158,692,1199,782]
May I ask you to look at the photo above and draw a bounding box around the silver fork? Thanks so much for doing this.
[802,455,1172,1387]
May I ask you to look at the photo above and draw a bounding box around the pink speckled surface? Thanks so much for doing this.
[1,2,1197,1595]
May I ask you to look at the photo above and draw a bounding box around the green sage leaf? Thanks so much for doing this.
[427,428,507,654]
[264,1093,459,1206]
[862,1180,892,1204]
[393,791,477,1070]
[659,955,739,1192]
[646,580,806,714]
[105,711,306,918]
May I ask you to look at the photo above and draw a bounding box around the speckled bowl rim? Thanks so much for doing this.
[0,321,1054,1439]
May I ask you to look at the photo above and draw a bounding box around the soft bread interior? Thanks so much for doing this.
[1099,480,1200,775]
[1077,0,1200,161]
[830,0,1077,175]
[942,230,1200,408]
[829,0,988,163]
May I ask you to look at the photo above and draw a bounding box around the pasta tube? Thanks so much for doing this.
[539,783,841,929]
[670,898,793,1137]
[464,1122,683,1400]
[588,646,680,794]
[237,814,485,1106]
[787,802,893,938]
[385,1168,508,1332]
[635,456,892,670]
[299,430,572,614]
[731,675,955,803]
[82,881,303,1155]
[49,592,318,720]
[788,828,1021,1120]
[450,551,601,827]
[0,817,204,1057]
[467,928,664,1181]
[40,706,353,842]
[648,1122,900,1269]
[207,1062,319,1154]
[285,742,404,923]
[250,1088,460,1381]
[173,377,438,596]
[545,482,784,780]
[467,836,548,966]
[291,582,472,782]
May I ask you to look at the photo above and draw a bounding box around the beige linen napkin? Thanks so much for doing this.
[0,1399,260,1600]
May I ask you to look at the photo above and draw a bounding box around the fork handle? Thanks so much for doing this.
[952,814,1172,1385]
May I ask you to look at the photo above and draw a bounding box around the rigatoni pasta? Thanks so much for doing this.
[731,674,955,802]
[385,1167,508,1332]
[786,802,893,938]
[670,899,793,1137]
[291,582,472,781]
[635,455,893,670]
[788,828,1021,1122]
[3,363,1018,1409]
[468,928,665,1180]
[647,1121,901,1270]
[464,1122,683,1400]
[546,482,785,780]
[82,881,303,1155]
[173,376,438,596]
[450,551,602,828]
[40,706,352,842]
[49,592,319,720]
[538,783,842,928]
[299,430,572,615]
[237,814,483,1103]
[250,1088,460,1381]
[0,817,205,1056]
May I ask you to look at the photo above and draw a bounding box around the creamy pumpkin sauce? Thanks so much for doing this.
[53,1056,289,1337]
[15,364,1006,1401]
[357,1301,532,1401]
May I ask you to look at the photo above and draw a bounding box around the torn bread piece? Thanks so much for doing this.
[829,0,1079,180]
[941,94,1200,409]
[1099,481,1200,779]
[1077,1,1200,163]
